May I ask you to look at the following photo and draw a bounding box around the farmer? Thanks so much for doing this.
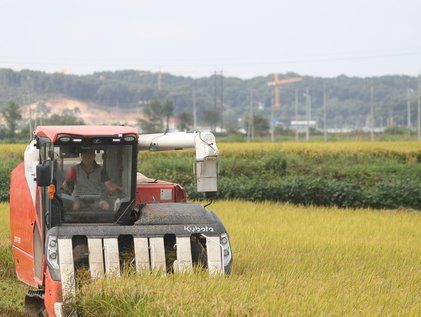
[62,149,123,210]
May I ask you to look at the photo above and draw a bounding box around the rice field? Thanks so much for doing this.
[1,201,420,316]
[0,202,27,316]
[222,141,421,156]
[1,141,420,159]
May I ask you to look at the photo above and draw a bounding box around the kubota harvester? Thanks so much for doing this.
[10,126,232,316]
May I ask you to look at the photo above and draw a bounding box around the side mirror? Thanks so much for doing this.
[36,162,51,187]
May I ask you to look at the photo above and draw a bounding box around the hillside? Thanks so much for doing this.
[0,68,419,129]
[18,98,141,126]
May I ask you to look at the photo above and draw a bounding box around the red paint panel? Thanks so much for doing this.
[136,183,177,204]
[12,246,36,287]
[10,163,37,287]
[35,125,138,142]
[44,268,62,317]
[174,184,187,202]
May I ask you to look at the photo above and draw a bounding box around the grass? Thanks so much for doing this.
[0,202,28,316]
[2,201,419,315]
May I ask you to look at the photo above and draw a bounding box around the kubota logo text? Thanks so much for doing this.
[184,225,215,233]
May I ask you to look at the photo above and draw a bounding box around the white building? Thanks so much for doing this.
[290,120,317,131]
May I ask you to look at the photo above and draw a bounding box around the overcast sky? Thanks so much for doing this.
[0,0,420,78]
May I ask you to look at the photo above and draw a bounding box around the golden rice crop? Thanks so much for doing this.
[0,201,420,315]
[136,141,421,162]
[79,202,420,315]
[1,141,420,159]
[222,141,421,155]
[0,143,26,158]
[0,203,27,315]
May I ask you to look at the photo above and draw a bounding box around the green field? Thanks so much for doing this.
[1,201,420,316]
[1,142,421,209]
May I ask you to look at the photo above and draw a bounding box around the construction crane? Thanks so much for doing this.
[268,74,302,142]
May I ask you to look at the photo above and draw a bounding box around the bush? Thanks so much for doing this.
[0,143,420,210]
[384,125,409,135]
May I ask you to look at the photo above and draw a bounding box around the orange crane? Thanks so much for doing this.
[268,74,302,141]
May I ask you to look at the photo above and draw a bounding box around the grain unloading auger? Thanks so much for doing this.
[9,126,232,317]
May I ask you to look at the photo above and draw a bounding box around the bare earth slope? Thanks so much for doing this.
[19,98,142,125]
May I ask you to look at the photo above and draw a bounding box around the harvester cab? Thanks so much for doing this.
[10,126,232,317]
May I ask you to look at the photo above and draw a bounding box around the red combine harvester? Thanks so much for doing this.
[10,126,232,316]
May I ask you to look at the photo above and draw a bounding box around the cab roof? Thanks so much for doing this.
[35,125,138,142]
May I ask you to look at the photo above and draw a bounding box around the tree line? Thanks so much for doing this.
[0,100,84,141]
[0,68,419,132]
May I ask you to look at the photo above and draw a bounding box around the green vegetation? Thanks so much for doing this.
[139,142,421,209]
[0,101,85,142]
[138,98,174,133]
[2,201,420,316]
[0,100,22,139]
[0,202,28,316]
[0,68,420,131]
[0,142,420,209]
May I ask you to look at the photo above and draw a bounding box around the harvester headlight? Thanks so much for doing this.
[58,135,71,142]
[220,233,232,267]
[47,235,59,270]
[123,135,136,142]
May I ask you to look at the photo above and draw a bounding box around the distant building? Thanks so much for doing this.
[290,120,317,131]
[327,128,354,133]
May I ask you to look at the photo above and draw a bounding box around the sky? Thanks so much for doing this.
[0,0,420,78]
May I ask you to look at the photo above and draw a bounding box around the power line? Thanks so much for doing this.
[2,48,421,70]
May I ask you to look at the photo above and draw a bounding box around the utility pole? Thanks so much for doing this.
[220,70,224,130]
[251,98,255,140]
[295,88,298,141]
[39,102,43,126]
[270,96,275,142]
[417,75,421,141]
[213,70,217,113]
[323,83,327,142]
[370,85,375,142]
[247,89,251,141]
[247,88,255,142]
[157,70,162,91]
[26,93,33,140]
[192,86,197,130]
[28,103,33,141]
[407,80,412,130]
[268,73,302,142]
[305,88,311,141]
